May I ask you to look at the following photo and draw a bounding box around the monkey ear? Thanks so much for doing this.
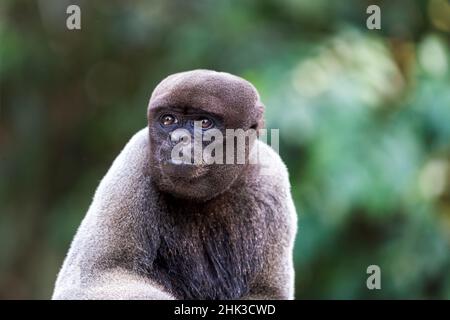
[252,102,265,131]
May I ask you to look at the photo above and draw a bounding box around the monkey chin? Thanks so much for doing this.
[158,177,217,202]
[155,164,240,202]
[155,163,210,201]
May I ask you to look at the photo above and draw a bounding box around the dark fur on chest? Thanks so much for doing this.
[150,193,264,300]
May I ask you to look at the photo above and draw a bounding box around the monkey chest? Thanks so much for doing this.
[153,215,263,300]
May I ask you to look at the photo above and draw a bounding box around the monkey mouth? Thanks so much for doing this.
[162,160,208,179]
[167,159,196,166]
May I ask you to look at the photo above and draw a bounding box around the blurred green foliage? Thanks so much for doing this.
[1,0,450,299]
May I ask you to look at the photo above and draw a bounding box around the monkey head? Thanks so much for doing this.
[147,69,265,201]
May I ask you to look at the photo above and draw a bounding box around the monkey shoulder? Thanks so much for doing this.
[242,140,297,234]
[93,128,151,206]
[247,140,292,201]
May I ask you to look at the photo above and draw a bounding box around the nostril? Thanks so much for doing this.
[181,136,190,145]
[170,130,191,145]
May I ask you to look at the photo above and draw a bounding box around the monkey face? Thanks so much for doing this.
[146,70,265,201]
[147,106,245,201]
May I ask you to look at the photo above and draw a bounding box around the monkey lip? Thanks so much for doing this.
[167,159,195,166]
[163,160,208,179]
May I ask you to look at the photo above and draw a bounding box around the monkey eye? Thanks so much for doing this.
[194,118,214,129]
[160,114,178,126]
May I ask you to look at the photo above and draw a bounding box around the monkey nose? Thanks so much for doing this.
[170,131,191,145]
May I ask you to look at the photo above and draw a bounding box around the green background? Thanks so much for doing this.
[1,0,450,299]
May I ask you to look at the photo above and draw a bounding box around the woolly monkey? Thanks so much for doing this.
[52,70,297,300]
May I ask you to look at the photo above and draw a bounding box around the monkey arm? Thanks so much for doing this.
[242,200,297,300]
[242,225,296,301]
[52,129,174,300]
[242,141,298,300]
[53,268,174,300]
